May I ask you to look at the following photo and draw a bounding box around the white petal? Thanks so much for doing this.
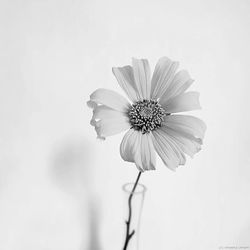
[151,129,181,171]
[91,116,130,140]
[161,126,202,157]
[164,115,206,140]
[112,66,139,102]
[120,129,136,163]
[163,134,186,165]
[141,133,156,170]
[162,91,201,113]
[159,129,186,165]
[92,105,128,120]
[120,129,156,171]
[160,70,194,103]
[87,100,98,109]
[88,88,130,112]
[151,57,179,100]
[132,58,151,100]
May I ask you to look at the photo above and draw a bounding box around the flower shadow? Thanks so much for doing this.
[49,135,102,250]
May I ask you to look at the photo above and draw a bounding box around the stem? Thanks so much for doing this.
[123,171,142,250]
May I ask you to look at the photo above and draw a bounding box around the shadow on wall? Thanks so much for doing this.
[49,135,102,250]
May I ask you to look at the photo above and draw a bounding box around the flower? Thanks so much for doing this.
[87,57,206,171]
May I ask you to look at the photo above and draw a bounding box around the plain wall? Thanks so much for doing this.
[0,0,250,249]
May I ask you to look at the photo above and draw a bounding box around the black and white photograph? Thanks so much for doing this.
[0,0,249,249]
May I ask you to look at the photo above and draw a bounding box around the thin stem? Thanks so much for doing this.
[123,171,142,250]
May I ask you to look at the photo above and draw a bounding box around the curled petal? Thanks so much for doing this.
[89,105,130,139]
[132,58,151,100]
[160,70,194,103]
[151,57,179,100]
[91,116,130,140]
[112,66,139,102]
[161,91,201,113]
[88,88,130,112]
[92,105,128,120]
[164,115,206,140]
[120,129,156,171]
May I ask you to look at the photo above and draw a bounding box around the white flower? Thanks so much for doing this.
[87,57,206,171]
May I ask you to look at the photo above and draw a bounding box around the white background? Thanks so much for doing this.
[1,0,250,249]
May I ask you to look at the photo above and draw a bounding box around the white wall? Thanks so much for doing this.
[0,0,250,249]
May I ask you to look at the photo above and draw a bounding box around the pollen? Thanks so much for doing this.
[128,99,167,134]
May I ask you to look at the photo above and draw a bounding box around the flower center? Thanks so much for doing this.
[128,99,167,134]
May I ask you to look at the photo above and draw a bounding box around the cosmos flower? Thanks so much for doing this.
[87,57,206,171]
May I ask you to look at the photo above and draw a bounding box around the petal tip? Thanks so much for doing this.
[87,100,97,109]
[168,166,177,172]
[97,135,106,140]
[90,119,96,126]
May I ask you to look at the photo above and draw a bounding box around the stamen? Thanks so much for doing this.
[128,99,168,134]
